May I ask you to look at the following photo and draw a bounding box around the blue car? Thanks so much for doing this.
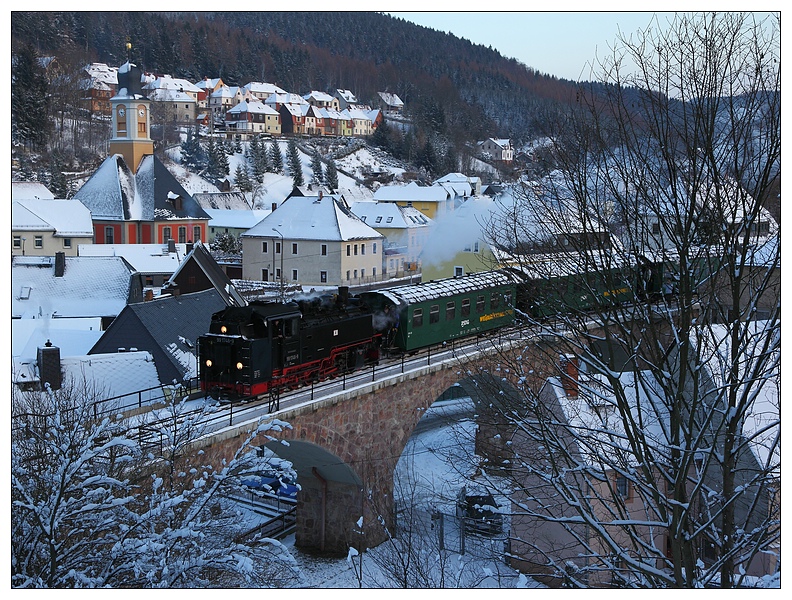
[241,470,299,499]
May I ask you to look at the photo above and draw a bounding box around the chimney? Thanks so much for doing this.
[54,252,66,277]
[37,340,62,390]
[271,202,278,212]
[337,286,349,306]
[186,241,194,253]
[144,288,154,302]
[560,354,579,397]
[168,239,176,253]
[170,284,181,297]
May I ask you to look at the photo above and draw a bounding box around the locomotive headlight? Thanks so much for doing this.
[205,359,213,367]
[220,325,228,334]
[236,362,244,370]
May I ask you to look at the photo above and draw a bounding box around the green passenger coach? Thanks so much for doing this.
[361,271,517,352]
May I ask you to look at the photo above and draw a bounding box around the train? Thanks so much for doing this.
[197,256,671,400]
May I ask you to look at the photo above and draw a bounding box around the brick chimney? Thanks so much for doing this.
[168,239,176,253]
[54,252,66,277]
[560,354,579,397]
[37,340,62,390]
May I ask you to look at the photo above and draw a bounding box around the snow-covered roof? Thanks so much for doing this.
[243,194,384,242]
[12,255,135,319]
[376,270,513,305]
[265,93,308,106]
[304,90,335,102]
[12,181,55,200]
[373,181,451,203]
[336,89,357,102]
[147,88,196,103]
[143,75,201,93]
[350,201,432,229]
[77,243,188,273]
[243,81,287,95]
[12,199,94,237]
[195,77,223,90]
[347,107,372,121]
[84,62,118,86]
[12,317,104,360]
[205,208,270,229]
[226,100,278,116]
[377,91,404,107]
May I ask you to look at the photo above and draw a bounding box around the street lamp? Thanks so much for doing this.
[272,227,284,302]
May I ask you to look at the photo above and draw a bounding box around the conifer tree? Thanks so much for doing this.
[269,139,283,174]
[311,151,323,184]
[287,139,304,186]
[324,160,339,191]
[234,164,252,192]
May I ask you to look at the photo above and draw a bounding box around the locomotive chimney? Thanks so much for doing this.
[337,286,349,306]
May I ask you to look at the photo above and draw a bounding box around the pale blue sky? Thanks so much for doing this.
[389,10,771,82]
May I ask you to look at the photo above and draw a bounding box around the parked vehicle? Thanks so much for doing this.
[456,485,503,536]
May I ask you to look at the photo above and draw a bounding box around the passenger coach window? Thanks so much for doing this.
[476,295,485,313]
[430,305,440,324]
[461,299,470,317]
[446,301,455,321]
[504,291,512,306]
[491,293,500,309]
[413,308,423,327]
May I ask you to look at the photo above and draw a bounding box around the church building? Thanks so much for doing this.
[73,61,209,245]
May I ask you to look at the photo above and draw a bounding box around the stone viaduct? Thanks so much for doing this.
[193,335,566,557]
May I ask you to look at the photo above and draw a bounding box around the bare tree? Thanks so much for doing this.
[475,12,780,588]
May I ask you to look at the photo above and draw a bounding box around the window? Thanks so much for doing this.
[372,267,376,277]
[474,241,480,252]
[104,228,113,244]
[375,216,382,223]
[178,226,187,243]
[193,226,201,242]
[275,242,281,254]
[504,291,512,307]
[361,243,365,255]
[652,222,661,234]
[386,216,393,223]
[454,266,464,277]
[262,241,269,253]
[354,269,358,278]
[145,276,154,286]
[429,305,440,324]
[262,269,269,281]
[615,475,630,499]
[292,242,298,255]
[320,271,327,283]
[412,308,423,328]
[446,301,455,321]
[354,244,358,256]
[13,236,21,249]
[163,227,171,242]
[476,295,485,313]
[292,269,298,281]
[346,270,350,280]
[321,244,327,256]
[347,245,351,256]
[461,298,471,317]
[63,238,72,248]
[275,268,281,279]
[373,243,377,254]
[361,269,365,278]
[491,292,500,309]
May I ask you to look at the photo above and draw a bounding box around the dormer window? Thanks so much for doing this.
[168,191,183,210]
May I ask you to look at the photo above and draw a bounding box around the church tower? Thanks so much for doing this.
[109,61,153,173]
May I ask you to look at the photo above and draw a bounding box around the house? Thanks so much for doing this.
[77,242,189,291]
[373,180,454,220]
[419,196,497,280]
[347,107,374,136]
[209,84,241,121]
[204,208,270,242]
[143,74,201,103]
[12,198,94,257]
[334,89,358,111]
[11,181,55,200]
[277,101,309,135]
[377,91,404,113]
[350,201,432,277]
[242,81,287,103]
[195,77,225,109]
[241,190,385,288]
[479,138,514,163]
[304,90,339,110]
[72,63,210,246]
[435,172,482,198]
[89,288,228,385]
[12,254,143,328]
[265,92,308,112]
[146,87,197,125]
[161,241,246,307]
[225,100,281,138]
[80,62,118,115]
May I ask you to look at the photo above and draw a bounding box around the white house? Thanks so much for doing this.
[241,191,384,288]
[12,198,94,257]
[479,138,514,162]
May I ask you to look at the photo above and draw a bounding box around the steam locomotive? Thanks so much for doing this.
[198,260,667,400]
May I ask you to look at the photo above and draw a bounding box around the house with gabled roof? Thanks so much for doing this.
[377,91,404,113]
[350,201,432,276]
[78,242,189,292]
[304,90,339,110]
[225,99,281,137]
[12,199,94,257]
[209,84,242,120]
[334,89,358,110]
[373,180,455,220]
[12,254,143,328]
[89,288,228,384]
[479,138,514,163]
[161,241,246,307]
[241,190,385,288]
[242,81,287,103]
[11,181,55,200]
[195,77,225,109]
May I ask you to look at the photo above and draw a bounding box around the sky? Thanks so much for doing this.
[388,8,778,82]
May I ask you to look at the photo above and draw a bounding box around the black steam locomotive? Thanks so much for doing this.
[198,288,380,399]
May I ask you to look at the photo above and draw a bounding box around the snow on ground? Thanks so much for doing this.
[264,397,539,588]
